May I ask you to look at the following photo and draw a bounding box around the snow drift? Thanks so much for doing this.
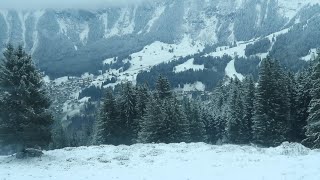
[0,142,319,180]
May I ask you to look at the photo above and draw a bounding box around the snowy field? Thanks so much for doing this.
[0,143,320,180]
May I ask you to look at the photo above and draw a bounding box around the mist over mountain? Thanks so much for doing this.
[0,0,319,79]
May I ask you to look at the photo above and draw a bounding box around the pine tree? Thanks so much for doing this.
[285,72,300,142]
[253,57,289,146]
[226,78,244,144]
[201,107,216,143]
[212,84,228,144]
[163,97,190,143]
[138,95,165,143]
[95,88,120,145]
[242,76,255,143]
[183,99,206,142]
[139,77,189,143]
[295,66,313,142]
[304,54,320,148]
[0,45,53,151]
[135,85,150,136]
[135,85,150,120]
[156,75,172,100]
[118,82,138,144]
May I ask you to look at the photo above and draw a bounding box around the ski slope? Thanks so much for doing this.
[0,142,319,180]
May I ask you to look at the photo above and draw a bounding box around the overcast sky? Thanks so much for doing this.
[0,0,148,9]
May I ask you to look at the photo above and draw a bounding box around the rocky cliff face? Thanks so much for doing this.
[0,0,319,77]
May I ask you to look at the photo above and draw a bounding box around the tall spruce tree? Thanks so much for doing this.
[95,88,120,145]
[0,45,53,151]
[304,54,320,148]
[226,78,244,144]
[212,84,228,144]
[253,57,289,146]
[135,84,150,137]
[156,75,172,100]
[162,97,190,143]
[242,76,255,143]
[295,66,313,142]
[201,107,216,143]
[118,82,138,144]
[285,72,300,142]
[183,99,206,142]
[139,76,189,143]
[138,95,165,143]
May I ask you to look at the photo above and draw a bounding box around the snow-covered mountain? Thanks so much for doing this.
[2,0,320,121]
[0,0,319,78]
[0,142,319,180]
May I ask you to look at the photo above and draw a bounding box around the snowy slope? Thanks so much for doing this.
[0,143,319,180]
[92,35,204,87]
[174,58,204,73]
[225,59,244,80]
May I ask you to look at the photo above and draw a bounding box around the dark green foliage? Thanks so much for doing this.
[242,76,255,143]
[136,54,231,91]
[234,56,260,80]
[0,45,53,151]
[95,88,121,145]
[183,99,206,142]
[78,85,103,101]
[245,38,271,57]
[117,82,138,144]
[252,57,290,147]
[304,55,320,148]
[156,75,172,100]
[139,76,190,143]
[295,66,313,142]
[226,78,246,144]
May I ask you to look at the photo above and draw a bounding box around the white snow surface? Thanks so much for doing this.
[278,0,320,20]
[174,58,204,73]
[183,81,206,91]
[225,59,244,80]
[93,35,204,86]
[301,48,318,61]
[1,142,319,180]
[144,5,166,33]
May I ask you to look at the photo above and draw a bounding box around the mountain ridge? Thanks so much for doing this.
[1,0,319,78]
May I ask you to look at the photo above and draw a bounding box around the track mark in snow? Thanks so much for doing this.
[225,59,244,80]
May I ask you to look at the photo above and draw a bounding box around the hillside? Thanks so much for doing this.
[0,143,319,180]
[0,0,320,78]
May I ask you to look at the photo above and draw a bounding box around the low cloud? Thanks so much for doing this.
[0,0,149,9]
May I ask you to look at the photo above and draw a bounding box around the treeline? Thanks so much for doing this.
[1,45,320,156]
[211,58,313,146]
[93,76,210,145]
[0,45,53,154]
[95,56,320,148]
[136,54,231,91]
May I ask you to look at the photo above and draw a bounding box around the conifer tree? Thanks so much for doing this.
[183,100,206,142]
[162,98,190,143]
[135,84,150,138]
[118,82,138,144]
[304,54,320,148]
[95,88,120,145]
[201,107,216,143]
[139,76,189,143]
[242,76,255,143]
[0,45,53,151]
[253,57,289,146]
[226,78,244,144]
[212,84,228,144]
[295,66,313,142]
[156,75,172,100]
[138,95,165,143]
[285,72,300,142]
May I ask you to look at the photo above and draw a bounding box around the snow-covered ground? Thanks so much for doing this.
[1,142,319,180]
